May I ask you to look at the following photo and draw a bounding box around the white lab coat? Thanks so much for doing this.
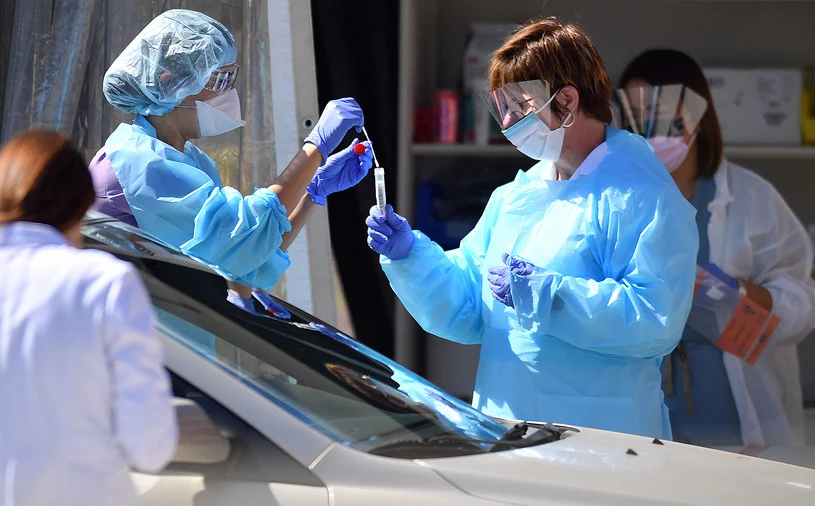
[707,160,815,447]
[0,222,177,506]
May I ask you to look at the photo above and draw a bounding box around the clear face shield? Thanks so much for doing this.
[616,84,708,142]
[479,79,553,130]
[616,84,708,172]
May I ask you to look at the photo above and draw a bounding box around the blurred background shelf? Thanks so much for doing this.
[724,145,815,159]
[411,143,520,157]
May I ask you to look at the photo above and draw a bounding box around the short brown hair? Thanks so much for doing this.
[488,17,613,124]
[619,49,723,178]
[0,131,94,232]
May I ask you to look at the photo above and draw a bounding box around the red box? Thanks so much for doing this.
[433,90,459,143]
[413,106,434,143]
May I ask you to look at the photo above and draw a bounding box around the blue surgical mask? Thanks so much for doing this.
[502,91,572,162]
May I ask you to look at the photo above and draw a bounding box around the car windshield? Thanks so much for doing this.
[82,218,508,454]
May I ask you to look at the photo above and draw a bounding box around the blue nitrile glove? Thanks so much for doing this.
[226,290,265,316]
[701,263,738,290]
[503,252,534,276]
[304,97,365,160]
[307,139,373,205]
[366,204,415,260]
[252,290,292,319]
[487,265,513,308]
[487,254,536,308]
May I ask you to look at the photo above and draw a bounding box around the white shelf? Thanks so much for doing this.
[411,143,520,157]
[723,146,815,159]
[411,143,815,160]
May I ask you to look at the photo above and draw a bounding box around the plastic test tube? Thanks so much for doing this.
[360,127,386,216]
[374,167,386,216]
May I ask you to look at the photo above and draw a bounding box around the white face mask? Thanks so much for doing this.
[647,134,696,173]
[190,89,246,137]
[501,91,573,162]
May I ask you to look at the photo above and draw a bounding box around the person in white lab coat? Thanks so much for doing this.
[0,131,178,506]
[620,49,815,447]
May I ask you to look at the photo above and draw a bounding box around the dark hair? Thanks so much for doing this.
[619,49,723,178]
[0,131,94,232]
[488,17,613,124]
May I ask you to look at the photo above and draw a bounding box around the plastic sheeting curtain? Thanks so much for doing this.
[0,0,284,297]
[0,0,275,197]
[2,0,103,142]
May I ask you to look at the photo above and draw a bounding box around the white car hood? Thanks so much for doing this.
[419,427,815,505]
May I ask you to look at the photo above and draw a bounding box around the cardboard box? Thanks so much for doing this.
[704,68,802,145]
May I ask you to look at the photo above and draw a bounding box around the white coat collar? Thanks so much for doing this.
[707,158,735,275]
[0,222,69,247]
[710,158,735,209]
[533,140,608,181]
[572,142,608,179]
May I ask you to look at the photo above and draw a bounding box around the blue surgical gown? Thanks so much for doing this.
[381,127,698,439]
[104,116,291,290]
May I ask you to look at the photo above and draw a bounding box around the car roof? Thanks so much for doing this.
[82,212,228,274]
[81,212,305,316]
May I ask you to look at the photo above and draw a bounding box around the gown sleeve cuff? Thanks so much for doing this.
[253,187,293,234]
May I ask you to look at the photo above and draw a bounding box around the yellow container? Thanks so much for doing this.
[803,68,815,146]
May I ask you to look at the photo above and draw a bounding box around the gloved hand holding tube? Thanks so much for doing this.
[306,139,373,205]
[252,290,292,319]
[366,204,414,260]
[700,262,738,290]
[687,265,779,365]
[304,98,365,161]
[225,289,291,319]
[488,253,535,308]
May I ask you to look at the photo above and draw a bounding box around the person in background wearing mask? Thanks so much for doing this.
[620,49,815,447]
[366,18,697,439]
[0,131,177,506]
[92,9,372,314]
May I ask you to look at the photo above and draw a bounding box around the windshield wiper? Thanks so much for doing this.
[498,422,530,441]
[368,437,488,458]
[488,422,563,453]
[369,422,565,457]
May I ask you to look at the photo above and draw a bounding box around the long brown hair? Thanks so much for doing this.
[0,131,94,232]
[488,17,613,124]
[619,49,723,178]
